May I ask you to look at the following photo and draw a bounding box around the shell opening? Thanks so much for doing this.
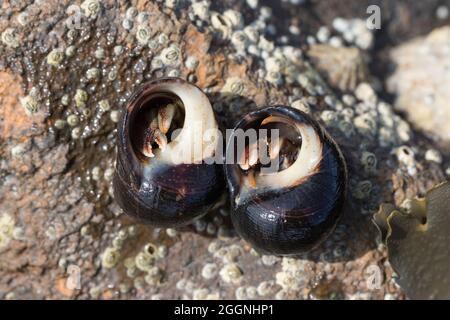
[238,115,323,191]
[127,80,219,165]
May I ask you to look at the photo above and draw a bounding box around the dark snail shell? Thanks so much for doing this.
[113,78,224,227]
[225,106,347,256]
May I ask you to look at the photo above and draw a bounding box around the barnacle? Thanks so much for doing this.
[373,182,450,299]
[307,44,369,92]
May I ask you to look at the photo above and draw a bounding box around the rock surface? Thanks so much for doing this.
[0,0,447,300]
[388,26,450,142]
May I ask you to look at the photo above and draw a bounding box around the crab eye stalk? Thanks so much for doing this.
[113,78,224,227]
[225,106,347,256]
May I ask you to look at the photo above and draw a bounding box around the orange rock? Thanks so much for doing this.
[0,72,33,140]
[183,25,226,88]
[102,289,114,300]
[55,278,74,298]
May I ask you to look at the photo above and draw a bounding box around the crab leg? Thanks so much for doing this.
[157,104,176,134]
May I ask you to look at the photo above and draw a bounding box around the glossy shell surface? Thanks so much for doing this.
[114,78,224,227]
[225,106,347,255]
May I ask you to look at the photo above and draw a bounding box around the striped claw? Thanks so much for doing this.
[157,103,176,134]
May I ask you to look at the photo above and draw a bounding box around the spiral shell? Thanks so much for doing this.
[225,106,347,255]
[113,78,224,227]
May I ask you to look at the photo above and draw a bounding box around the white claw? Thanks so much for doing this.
[142,119,159,158]
[154,129,168,151]
[239,142,259,170]
[280,157,291,170]
[239,163,250,170]
[149,118,158,131]
[158,103,176,134]
[248,142,259,167]
[269,137,283,160]
[142,142,155,158]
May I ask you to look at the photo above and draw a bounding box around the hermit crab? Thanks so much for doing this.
[225,106,347,255]
[113,78,224,227]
